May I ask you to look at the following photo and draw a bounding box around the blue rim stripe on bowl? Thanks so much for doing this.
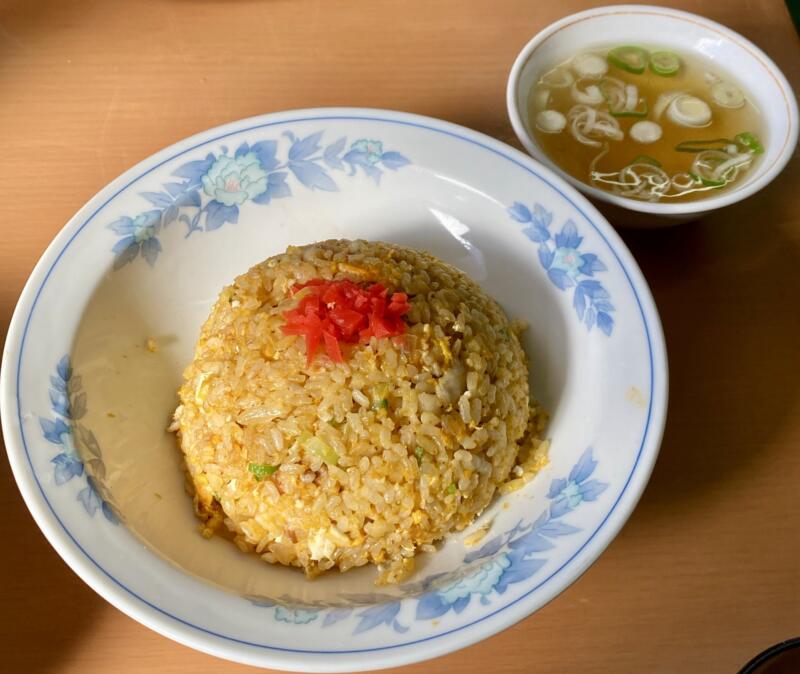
[10,111,663,657]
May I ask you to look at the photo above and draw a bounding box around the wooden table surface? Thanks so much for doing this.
[1,1,798,672]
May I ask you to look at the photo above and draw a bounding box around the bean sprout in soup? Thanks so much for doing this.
[528,45,765,203]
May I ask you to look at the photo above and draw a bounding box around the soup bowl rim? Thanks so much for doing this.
[506,3,799,217]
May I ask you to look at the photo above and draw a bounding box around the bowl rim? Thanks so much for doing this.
[506,3,799,216]
[0,107,668,671]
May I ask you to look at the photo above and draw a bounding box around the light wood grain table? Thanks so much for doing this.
[1,1,798,672]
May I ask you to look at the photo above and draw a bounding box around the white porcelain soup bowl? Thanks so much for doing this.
[1,109,667,671]
[507,4,799,226]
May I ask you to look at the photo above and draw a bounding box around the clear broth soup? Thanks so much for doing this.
[529,45,765,203]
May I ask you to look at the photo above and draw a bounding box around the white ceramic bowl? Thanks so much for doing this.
[1,108,667,671]
[507,4,799,226]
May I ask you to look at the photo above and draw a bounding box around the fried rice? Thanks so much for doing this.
[171,239,547,584]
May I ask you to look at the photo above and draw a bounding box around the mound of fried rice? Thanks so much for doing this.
[171,239,546,584]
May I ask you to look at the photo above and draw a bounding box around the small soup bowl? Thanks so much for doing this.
[506,4,798,226]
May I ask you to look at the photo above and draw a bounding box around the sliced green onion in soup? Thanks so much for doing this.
[675,138,735,153]
[691,149,751,186]
[599,77,626,110]
[711,81,745,109]
[567,105,623,146]
[540,67,573,88]
[653,91,684,119]
[630,154,662,167]
[600,79,647,117]
[671,172,702,191]
[592,162,671,201]
[688,171,726,188]
[690,150,729,181]
[735,132,764,154]
[415,446,425,462]
[630,120,662,143]
[649,51,681,76]
[607,46,649,74]
[609,100,648,117]
[571,80,605,105]
[531,87,551,110]
[535,109,567,134]
[667,95,712,127]
[572,52,608,79]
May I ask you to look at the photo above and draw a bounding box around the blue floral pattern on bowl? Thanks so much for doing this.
[509,202,615,335]
[38,356,118,523]
[107,132,410,269]
[249,448,607,635]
